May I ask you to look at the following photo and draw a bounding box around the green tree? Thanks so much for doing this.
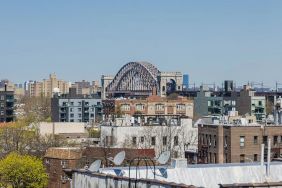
[0,152,48,188]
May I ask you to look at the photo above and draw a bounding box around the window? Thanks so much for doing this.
[85,102,89,106]
[240,154,245,163]
[155,104,165,111]
[0,111,4,115]
[214,135,217,148]
[274,136,278,145]
[70,114,74,118]
[240,136,245,147]
[254,136,258,144]
[90,114,94,118]
[140,137,144,144]
[70,108,73,112]
[254,154,258,162]
[78,102,82,106]
[263,136,268,145]
[78,114,82,118]
[70,119,74,122]
[121,104,130,111]
[163,136,167,146]
[61,160,68,168]
[136,104,145,111]
[78,108,82,112]
[209,135,212,146]
[70,102,74,106]
[151,137,156,146]
[0,103,4,108]
[208,101,211,107]
[132,137,137,145]
[0,95,4,100]
[91,108,95,112]
[176,104,186,111]
[224,136,228,147]
[258,101,262,106]
[174,136,178,146]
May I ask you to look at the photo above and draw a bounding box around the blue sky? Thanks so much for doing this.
[0,1,282,87]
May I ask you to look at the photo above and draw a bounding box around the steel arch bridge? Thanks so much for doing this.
[106,62,160,96]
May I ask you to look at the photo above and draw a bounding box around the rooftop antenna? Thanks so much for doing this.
[155,151,171,178]
[108,151,126,176]
[88,160,102,173]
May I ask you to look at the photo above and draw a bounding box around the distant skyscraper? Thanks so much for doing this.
[183,74,189,90]
[224,80,234,93]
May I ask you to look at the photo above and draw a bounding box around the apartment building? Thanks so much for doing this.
[100,117,197,159]
[28,73,69,97]
[237,85,266,121]
[198,123,282,164]
[0,86,14,122]
[103,90,193,119]
[51,88,102,123]
[194,88,237,120]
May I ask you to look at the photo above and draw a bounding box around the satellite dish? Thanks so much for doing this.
[108,151,125,166]
[157,151,170,165]
[88,160,101,172]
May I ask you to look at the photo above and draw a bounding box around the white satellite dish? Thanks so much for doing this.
[157,151,170,165]
[108,151,125,166]
[88,160,101,172]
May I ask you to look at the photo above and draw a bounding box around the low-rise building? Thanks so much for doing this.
[100,116,197,160]
[34,122,89,143]
[44,147,155,188]
[103,90,194,119]
[67,161,282,188]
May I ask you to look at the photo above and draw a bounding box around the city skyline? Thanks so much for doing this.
[1,1,282,87]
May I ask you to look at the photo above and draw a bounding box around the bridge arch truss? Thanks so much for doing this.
[106,62,160,96]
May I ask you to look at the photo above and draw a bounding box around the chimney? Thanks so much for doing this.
[4,83,7,92]
[152,87,157,96]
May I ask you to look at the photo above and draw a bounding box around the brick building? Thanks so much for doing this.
[44,147,155,188]
[198,124,282,164]
[103,91,193,118]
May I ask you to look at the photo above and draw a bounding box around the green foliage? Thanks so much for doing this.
[0,152,48,188]
[0,117,68,158]
[115,105,124,118]
[88,128,101,138]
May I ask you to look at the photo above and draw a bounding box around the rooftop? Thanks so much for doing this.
[70,162,282,188]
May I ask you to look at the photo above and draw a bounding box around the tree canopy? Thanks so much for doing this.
[0,152,48,188]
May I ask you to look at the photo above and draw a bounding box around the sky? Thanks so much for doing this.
[0,1,282,88]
